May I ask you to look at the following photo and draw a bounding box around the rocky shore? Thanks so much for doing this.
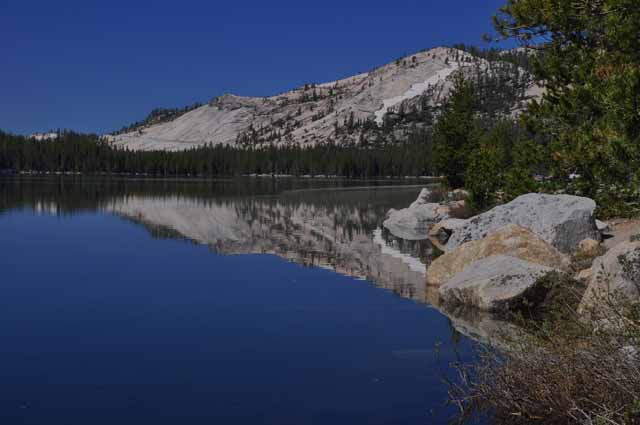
[385,189,640,315]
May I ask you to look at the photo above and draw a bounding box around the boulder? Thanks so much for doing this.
[438,255,554,311]
[383,203,449,240]
[427,224,569,287]
[445,193,599,254]
[383,190,450,240]
[578,241,640,314]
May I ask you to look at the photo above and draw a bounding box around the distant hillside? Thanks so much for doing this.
[106,46,541,152]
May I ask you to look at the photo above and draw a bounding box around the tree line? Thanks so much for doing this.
[0,130,439,179]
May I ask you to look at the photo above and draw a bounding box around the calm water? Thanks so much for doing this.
[1,177,476,424]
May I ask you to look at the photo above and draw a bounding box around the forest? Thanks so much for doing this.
[0,130,439,179]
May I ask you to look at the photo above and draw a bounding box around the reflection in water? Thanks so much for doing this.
[106,193,439,304]
[1,176,510,344]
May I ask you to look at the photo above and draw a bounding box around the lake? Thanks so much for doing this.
[0,177,479,424]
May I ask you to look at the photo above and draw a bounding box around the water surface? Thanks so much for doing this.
[1,177,475,424]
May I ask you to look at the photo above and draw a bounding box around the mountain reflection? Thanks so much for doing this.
[1,176,511,344]
[108,194,438,303]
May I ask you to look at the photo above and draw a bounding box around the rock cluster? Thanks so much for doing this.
[397,192,601,312]
[383,188,471,240]
[385,189,640,315]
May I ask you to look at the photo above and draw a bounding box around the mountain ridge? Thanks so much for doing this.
[106,46,540,151]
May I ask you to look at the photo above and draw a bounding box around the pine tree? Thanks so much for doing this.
[494,0,640,214]
[433,73,481,187]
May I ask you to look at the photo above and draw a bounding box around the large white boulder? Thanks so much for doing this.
[445,193,599,253]
[438,255,555,311]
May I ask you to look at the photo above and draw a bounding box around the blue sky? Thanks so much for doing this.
[1,0,507,135]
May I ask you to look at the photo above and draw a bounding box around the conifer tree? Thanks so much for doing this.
[433,73,480,187]
[494,0,640,213]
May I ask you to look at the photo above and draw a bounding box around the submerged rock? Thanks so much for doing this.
[579,241,640,314]
[427,224,568,287]
[445,193,599,253]
[438,255,555,311]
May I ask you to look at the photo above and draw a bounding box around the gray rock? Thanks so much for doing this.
[579,241,640,314]
[445,193,599,253]
[438,255,555,311]
[383,188,451,240]
[383,202,450,241]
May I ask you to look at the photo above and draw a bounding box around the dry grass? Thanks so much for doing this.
[447,274,640,424]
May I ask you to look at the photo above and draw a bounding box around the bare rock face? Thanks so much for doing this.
[579,241,640,314]
[107,46,540,151]
[427,224,569,287]
[445,194,599,254]
[438,255,555,311]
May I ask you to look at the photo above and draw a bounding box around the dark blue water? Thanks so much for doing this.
[0,178,471,424]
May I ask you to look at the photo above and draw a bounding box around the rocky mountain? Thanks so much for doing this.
[107,46,541,151]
